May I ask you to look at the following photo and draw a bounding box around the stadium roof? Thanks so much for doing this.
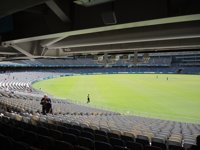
[0,0,200,61]
[1,14,200,60]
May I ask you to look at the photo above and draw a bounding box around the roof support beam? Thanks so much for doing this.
[63,45,200,55]
[3,14,200,44]
[41,47,48,56]
[45,0,70,22]
[49,22,200,49]
[0,52,19,55]
[40,36,68,47]
[11,44,34,58]
[0,0,50,18]
[1,14,200,57]
[66,38,200,54]
[134,51,138,65]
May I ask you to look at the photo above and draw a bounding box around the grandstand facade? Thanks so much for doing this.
[1,51,200,75]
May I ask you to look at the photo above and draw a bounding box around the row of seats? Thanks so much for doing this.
[0,71,66,93]
[0,110,199,150]
[0,91,116,115]
[0,71,199,150]
[11,57,172,67]
[0,114,160,150]
[0,93,199,149]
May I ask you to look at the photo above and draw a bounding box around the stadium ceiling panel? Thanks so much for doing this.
[1,14,200,60]
[73,0,114,7]
[0,0,50,18]
[45,0,70,22]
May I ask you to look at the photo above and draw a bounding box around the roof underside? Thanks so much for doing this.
[1,14,200,61]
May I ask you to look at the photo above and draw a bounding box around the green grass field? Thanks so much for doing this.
[33,74,200,123]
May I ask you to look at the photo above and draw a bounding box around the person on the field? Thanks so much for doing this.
[87,94,90,104]
[40,94,52,115]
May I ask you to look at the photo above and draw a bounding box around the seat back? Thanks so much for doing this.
[126,141,143,150]
[121,135,134,143]
[49,129,63,140]
[63,133,78,145]
[113,145,128,150]
[75,145,90,150]
[110,137,125,147]
[108,132,120,139]
[95,134,109,143]
[135,138,149,147]
[78,136,94,150]
[83,127,94,134]
[0,134,13,150]
[95,130,107,136]
[81,131,94,140]
[37,134,55,150]
[151,141,166,150]
[168,145,184,150]
[95,141,113,150]
[54,140,74,150]
[68,128,81,136]
[145,145,162,150]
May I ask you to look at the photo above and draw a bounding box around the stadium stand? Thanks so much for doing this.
[0,68,200,150]
[0,52,198,68]
[1,0,200,149]
[0,52,200,75]
[0,106,200,150]
[1,56,172,67]
[0,65,199,96]
[0,52,199,150]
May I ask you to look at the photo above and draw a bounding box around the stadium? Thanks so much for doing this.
[0,0,200,150]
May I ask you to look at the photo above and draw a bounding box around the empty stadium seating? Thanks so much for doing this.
[0,111,199,150]
[0,70,200,150]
